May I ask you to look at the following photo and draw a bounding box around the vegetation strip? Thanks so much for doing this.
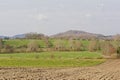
[0,52,105,67]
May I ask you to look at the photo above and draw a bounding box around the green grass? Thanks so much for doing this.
[0,58,104,67]
[3,39,46,48]
[3,39,119,49]
[0,51,105,68]
[3,39,90,48]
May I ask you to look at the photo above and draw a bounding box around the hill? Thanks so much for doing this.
[0,30,114,40]
[12,34,26,39]
[50,30,113,40]
[0,36,9,39]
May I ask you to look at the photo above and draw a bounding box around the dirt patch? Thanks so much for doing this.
[0,59,120,80]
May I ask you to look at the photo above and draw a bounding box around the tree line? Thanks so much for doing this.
[0,38,120,58]
[0,33,120,58]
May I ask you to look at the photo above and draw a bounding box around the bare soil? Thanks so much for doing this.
[0,59,120,80]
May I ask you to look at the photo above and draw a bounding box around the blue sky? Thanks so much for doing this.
[0,0,120,36]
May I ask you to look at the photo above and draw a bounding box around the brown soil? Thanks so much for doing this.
[0,59,120,80]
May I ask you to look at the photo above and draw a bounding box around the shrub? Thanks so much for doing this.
[102,42,117,58]
[68,40,83,51]
[26,41,39,52]
[88,40,100,52]
[14,48,26,53]
[43,38,53,48]
[54,40,65,51]
[0,39,3,49]
[117,47,120,58]
[1,45,13,53]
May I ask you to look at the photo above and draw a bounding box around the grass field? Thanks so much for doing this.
[3,39,90,48]
[3,39,46,48]
[3,39,119,48]
[0,51,105,67]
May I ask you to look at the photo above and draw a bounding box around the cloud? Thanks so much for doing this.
[30,13,48,21]
[36,14,47,20]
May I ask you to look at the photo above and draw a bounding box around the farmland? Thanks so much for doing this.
[1,0,120,79]
[0,59,120,79]
[0,39,120,80]
[0,51,107,80]
[0,51,104,67]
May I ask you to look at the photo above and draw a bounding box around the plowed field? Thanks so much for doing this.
[0,59,120,80]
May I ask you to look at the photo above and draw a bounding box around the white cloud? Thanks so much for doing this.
[36,14,47,20]
[29,13,48,21]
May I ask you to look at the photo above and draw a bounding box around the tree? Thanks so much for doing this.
[43,38,53,48]
[68,40,83,51]
[0,39,3,49]
[1,44,13,53]
[117,47,120,58]
[26,41,39,52]
[88,40,100,52]
[54,39,65,51]
[102,42,116,57]
[114,34,120,41]
[25,32,46,39]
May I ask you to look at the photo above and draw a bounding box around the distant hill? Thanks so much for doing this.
[51,30,113,40]
[12,33,47,39]
[12,34,26,39]
[0,30,114,40]
[0,36,9,39]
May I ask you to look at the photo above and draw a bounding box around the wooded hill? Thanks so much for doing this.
[0,30,117,40]
[51,30,113,40]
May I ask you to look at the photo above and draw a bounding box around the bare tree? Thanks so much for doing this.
[26,41,39,52]
[88,39,100,52]
[43,38,53,48]
[114,34,120,41]
[54,39,65,51]
[1,44,13,53]
[25,32,46,39]
[0,39,3,49]
[68,39,83,51]
[102,42,116,57]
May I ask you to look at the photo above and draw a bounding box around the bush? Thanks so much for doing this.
[26,41,39,52]
[1,45,13,53]
[68,40,83,51]
[54,40,66,51]
[117,47,120,58]
[0,39,3,49]
[14,48,26,53]
[102,42,117,58]
[88,40,100,52]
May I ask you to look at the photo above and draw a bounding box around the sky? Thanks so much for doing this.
[0,0,120,36]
